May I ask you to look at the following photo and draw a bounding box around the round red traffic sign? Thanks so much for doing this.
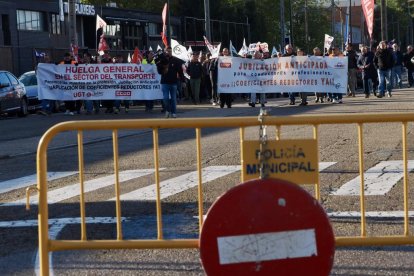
[199,178,335,276]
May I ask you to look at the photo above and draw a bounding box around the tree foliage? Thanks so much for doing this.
[82,0,412,50]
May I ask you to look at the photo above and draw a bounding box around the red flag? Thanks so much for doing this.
[361,0,374,39]
[131,47,142,63]
[98,34,109,54]
[161,3,168,47]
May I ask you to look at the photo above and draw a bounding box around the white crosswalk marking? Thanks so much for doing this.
[331,160,414,196]
[110,162,337,202]
[111,166,240,201]
[0,162,336,206]
[0,172,77,194]
[2,169,159,206]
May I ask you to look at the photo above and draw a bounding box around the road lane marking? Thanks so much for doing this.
[0,162,336,206]
[331,160,414,196]
[112,162,336,201]
[0,172,77,194]
[2,169,159,206]
[111,166,240,201]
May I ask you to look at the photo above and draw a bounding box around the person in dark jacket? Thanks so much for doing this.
[373,41,394,98]
[403,45,414,88]
[391,43,403,89]
[345,44,358,97]
[357,45,377,98]
[187,51,203,104]
[156,46,185,118]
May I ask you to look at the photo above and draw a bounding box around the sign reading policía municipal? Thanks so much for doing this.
[242,140,318,183]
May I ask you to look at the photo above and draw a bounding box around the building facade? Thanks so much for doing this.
[0,0,181,75]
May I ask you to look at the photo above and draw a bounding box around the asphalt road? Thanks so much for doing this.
[1,90,414,275]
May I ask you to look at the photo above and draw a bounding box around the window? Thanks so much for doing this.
[0,73,10,87]
[50,14,63,35]
[148,23,160,36]
[17,10,45,31]
[6,73,18,85]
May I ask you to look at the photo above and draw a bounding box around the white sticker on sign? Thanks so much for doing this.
[217,229,317,265]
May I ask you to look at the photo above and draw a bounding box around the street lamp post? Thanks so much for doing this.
[380,0,387,41]
[204,0,212,42]
[280,0,285,49]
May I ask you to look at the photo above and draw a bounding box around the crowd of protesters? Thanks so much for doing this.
[37,39,413,117]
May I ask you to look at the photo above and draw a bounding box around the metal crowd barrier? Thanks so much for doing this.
[29,113,414,275]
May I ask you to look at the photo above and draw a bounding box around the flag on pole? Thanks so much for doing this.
[149,46,153,52]
[131,47,143,63]
[361,0,374,39]
[171,39,189,62]
[34,49,46,59]
[238,38,248,56]
[127,53,131,63]
[324,34,334,51]
[203,36,221,58]
[187,46,193,60]
[96,15,107,31]
[229,40,238,57]
[157,45,162,51]
[98,34,109,55]
[271,46,278,57]
[59,0,64,21]
[161,3,168,47]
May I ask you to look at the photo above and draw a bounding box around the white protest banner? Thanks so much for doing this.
[37,63,163,100]
[217,56,347,94]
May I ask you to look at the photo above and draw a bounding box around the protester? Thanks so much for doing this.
[100,53,115,113]
[357,45,377,98]
[142,51,155,112]
[202,53,213,105]
[391,43,403,89]
[218,48,232,108]
[59,52,80,115]
[344,44,358,97]
[248,50,266,107]
[156,46,185,118]
[312,47,325,103]
[296,48,308,105]
[282,44,297,105]
[187,51,203,104]
[113,54,130,114]
[403,45,414,88]
[329,47,344,103]
[373,40,394,98]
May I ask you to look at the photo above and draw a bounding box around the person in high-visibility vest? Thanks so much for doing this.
[142,51,155,112]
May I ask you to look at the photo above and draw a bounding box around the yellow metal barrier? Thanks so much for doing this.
[31,113,414,275]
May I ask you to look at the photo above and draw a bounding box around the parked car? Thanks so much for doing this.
[18,71,64,113]
[18,70,41,112]
[0,70,28,117]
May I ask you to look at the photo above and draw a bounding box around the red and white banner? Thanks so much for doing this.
[36,63,163,100]
[217,56,348,94]
[361,0,374,39]
[96,14,107,31]
[161,3,168,47]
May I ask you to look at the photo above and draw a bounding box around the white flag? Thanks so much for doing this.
[324,34,334,51]
[238,38,248,56]
[229,40,238,57]
[171,39,189,62]
[59,0,64,21]
[203,36,221,58]
[96,15,107,31]
[127,53,131,63]
[157,45,162,51]
[149,46,153,52]
[271,46,278,57]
